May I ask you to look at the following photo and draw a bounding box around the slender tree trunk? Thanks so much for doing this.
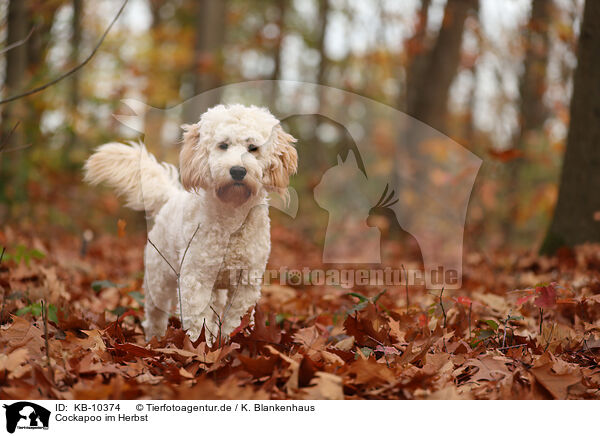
[404,0,431,114]
[143,1,166,153]
[67,0,83,152]
[2,0,28,143]
[518,0,551,141]
[541,0,600,254]
[185,0,227,120]
[193,0,226,96]
[506,0,550,243]
[26,1,60,148]
[1,0,29,208]
[316,0,331,111]
[410,0,477,132]
[269,0,287,106]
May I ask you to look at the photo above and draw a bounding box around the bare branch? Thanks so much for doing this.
[439,287,446,329]
[0,25,35,56]
[178,224,200,272]
[148,223,200,331]
[0,121,20,153]
[401,264,409,312]
[147,238,177,275]
[0,0,129,105]
[41,300,54,383]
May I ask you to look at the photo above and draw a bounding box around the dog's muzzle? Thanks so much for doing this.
[217,181,253,204]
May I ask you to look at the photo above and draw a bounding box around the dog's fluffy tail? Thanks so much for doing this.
[84,142,181,216]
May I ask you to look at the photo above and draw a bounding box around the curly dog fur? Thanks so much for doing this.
[84,104,297,344]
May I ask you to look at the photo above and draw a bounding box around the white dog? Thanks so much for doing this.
[84,104,297,344]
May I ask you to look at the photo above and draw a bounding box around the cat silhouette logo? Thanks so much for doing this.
[3,402,50,433]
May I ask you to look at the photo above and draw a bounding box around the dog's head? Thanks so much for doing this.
[180,104,297,205]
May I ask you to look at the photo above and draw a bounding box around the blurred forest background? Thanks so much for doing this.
[0,0,594,257]
[5,0,600,401]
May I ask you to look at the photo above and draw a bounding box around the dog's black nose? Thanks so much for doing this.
[230,166,247,181]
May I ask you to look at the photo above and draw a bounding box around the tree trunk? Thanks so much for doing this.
[1,0,29,209]
[2,0,28,142]
[269,0,287,106]
[518,0,551,141]
[410,0,477,133]
[67,0,83,151]
[404,0,431,114]
[506,0,550,243]
[143,0,167,153]
[186,0,227,117]
[181,0,227,124]
[315,0,331,111]
[541,0,600,254]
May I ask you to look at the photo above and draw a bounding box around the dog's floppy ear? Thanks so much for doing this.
[180,123,210,192]
[264,124,298,194]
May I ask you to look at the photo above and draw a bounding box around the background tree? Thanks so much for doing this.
[541,0,600,254]
[506,0,551,243]
[408,0,478,133]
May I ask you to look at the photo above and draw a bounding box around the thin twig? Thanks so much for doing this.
[539,308,544,335]
[0,247,5,324]
[0,26,35,56]
[501,311,511,349]
[178,224,200,272]
[221,268,243,326]
[401,264,409,312]
[0,0,129,105]
[468,302,472,340]
[209,305,223,348]
[0,122,20,153]
[544,323,555,352]
[366,335,393,368]
[41,300,54,382]
[498,344,527,351]
[147,238,177,275]
[439,287,446,329]
[147,223,200,331]
[176,224,200,330]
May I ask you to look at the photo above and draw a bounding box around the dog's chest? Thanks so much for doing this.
[223,204,270,266]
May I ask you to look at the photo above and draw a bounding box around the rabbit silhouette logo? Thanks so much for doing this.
[3,402,50,433]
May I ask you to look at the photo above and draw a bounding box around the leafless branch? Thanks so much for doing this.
[41,300,54,382]
[0,121,20,153]
[221,269,243,328]
[179,224,200,272]
[468,302,472,339]
[147,223,200,331]
[498,344,527,351]
[439,287,446,329]
[0,26,35,56]
[209,305,223,348]
[401,264,409,312]
[0,0,129,105]
[147,238,177,275]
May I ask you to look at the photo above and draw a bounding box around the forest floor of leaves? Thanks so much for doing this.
[2,221,600,400]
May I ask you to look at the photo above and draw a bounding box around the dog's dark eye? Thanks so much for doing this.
[248,144,259,152]
[218,143,228,150]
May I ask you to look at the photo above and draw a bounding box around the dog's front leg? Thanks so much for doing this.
[178,239,224,342]
[179,272,218,342]
[221,281,262,338]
